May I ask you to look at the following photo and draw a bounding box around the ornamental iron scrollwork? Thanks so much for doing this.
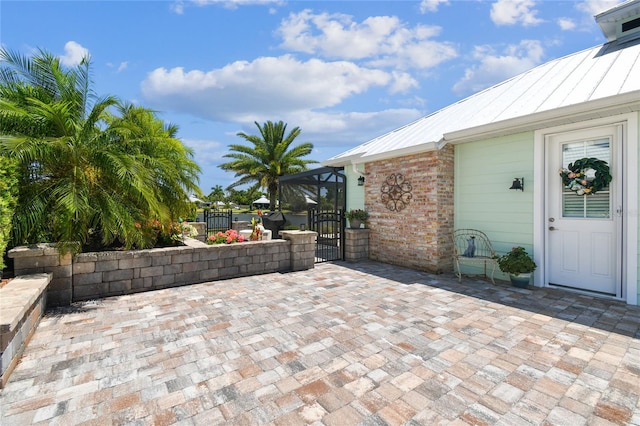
[381,173,412,211]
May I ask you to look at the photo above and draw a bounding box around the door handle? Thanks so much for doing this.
[549,226,557,231]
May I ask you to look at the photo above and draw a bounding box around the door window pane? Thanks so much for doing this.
[561,139,610,219]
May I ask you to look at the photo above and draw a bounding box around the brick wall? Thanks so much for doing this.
[364,145,454,273]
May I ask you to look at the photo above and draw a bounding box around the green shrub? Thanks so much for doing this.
[496,246,536,275]
[0,156,18,270]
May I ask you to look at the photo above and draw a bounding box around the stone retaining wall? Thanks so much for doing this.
[0,273,51,388]
[9,231,317,305]
[7,245,72,306]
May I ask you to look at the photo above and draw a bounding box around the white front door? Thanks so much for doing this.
[546,125,622,296]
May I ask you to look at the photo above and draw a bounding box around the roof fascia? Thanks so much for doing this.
[354,141,441,164]
[323,141,442,167]
[321,153,364,168]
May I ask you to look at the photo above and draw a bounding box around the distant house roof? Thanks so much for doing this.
[324,3,640,167]
[253,196,270,205]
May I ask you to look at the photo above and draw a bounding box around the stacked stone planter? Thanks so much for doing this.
[345,228,370,262]
[9,231,317,305]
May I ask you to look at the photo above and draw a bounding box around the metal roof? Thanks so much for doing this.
[324,31,640,167]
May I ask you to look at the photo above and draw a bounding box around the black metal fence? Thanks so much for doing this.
[308,209,344,262]
[203,209,233,236]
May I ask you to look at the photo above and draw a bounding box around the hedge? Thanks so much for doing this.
[0,156,18,271]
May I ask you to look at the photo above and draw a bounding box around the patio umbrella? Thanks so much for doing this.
[305,196,317,205]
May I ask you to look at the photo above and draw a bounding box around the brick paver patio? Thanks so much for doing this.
[1,261,639,425]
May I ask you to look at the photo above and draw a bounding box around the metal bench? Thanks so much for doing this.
[453,229,497,284]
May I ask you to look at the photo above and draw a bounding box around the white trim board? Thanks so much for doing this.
[534,112,638,305]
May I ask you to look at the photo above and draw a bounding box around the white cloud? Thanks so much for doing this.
[59,41,89,66]
[388,71,419,94]
[257,108,424,149]
[576,0,623,16]
[171,1,184,14]
[490,0,543,27]
[193,0,283,6]
[141,55,394,121]
[557,18,576,31]
[171,0,283,13]
[181,138,226,166]
[276,10,457,70]
[107,61,129,73]
[420,0,449,13]
[453,40,544,95]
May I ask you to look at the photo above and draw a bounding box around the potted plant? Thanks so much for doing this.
[495,246,536,288]
[345,209,369,229]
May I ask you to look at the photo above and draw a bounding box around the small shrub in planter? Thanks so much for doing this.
[496,246,536,287]
[345,209,369,221]
[496,246,536,275]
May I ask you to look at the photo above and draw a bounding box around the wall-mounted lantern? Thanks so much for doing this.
[357,176,365,186]
[509,177,524,191]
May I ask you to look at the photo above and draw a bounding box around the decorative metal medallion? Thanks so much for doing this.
[381,173,412,211]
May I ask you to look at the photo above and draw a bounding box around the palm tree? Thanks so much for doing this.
[219,121,317,210]
[105,103,201,221]
[208,185,226,203]
[0,48,200,251]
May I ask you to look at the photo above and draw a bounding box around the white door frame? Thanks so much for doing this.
[533,113,638,304]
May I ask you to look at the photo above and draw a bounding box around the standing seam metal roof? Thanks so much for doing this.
[324,37,640,166]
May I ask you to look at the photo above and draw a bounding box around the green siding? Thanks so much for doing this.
[345,167,365,212]
[455,132,535,280]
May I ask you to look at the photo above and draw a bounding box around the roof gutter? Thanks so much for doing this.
[321,153,364,168]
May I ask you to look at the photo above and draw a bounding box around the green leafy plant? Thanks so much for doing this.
[0,156,18,270]
[219,120,318,211]
[345,209,369,221]
[0,48,201,254]
[496,246,537,275]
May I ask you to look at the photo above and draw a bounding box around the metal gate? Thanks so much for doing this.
[203,209,232,236]
[308,209,344,262]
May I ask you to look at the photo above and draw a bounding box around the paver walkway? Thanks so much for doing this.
[1,261,639,425]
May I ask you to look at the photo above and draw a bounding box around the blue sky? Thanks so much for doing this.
[1,0,623,195]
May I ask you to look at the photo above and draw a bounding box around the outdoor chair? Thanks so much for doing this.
[452,229,497,284]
